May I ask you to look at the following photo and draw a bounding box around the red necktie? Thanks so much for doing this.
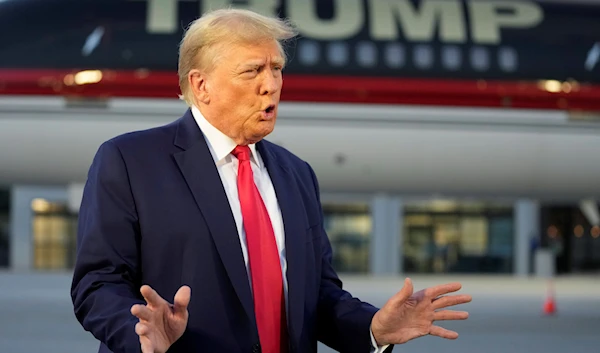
[232,145,288,353]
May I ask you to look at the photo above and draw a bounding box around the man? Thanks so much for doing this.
[71,8,471,353]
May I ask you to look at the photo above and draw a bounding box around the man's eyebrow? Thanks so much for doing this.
[237,61,263,70]
[238,58,285,70]
[271,58,285,66]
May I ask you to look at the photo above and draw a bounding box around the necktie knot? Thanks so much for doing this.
[232,145,251,162]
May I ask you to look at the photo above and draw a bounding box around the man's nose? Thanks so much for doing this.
[260,70,280,95]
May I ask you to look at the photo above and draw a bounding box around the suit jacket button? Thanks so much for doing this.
[252,343,261,353]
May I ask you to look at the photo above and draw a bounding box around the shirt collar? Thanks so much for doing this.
[191,105,261,168]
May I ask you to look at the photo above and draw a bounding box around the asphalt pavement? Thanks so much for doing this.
[0,272,598,353]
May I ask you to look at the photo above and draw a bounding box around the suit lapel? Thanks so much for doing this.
[257,142,306,342]
[172,110,256,327]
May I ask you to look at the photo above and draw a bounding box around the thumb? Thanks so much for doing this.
[390,278,414,308]
[173,285,191,316]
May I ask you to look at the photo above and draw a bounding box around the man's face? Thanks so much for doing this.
[200,39,284,145]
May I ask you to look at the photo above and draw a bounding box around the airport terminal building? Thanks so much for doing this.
[1,0,599,276]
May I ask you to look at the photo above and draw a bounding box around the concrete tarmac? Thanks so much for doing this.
[0,272,598,353]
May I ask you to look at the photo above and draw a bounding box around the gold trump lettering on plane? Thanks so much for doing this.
[131,0,544,45]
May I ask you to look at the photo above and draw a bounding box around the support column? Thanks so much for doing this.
[9,185,67,271]
[67,183,86,213]
[398,199,404,274]
[370,194,403,275]
[514,199,540,277]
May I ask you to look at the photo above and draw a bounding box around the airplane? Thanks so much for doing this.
[0,0,599,200]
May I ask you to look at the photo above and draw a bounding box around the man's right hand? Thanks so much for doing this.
[130,285,191,353]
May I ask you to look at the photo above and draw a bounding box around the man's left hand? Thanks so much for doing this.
[371,278,472,346]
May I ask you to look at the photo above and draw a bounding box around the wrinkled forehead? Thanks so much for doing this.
[217,38,286,66]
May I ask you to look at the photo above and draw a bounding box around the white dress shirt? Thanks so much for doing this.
[191,106,388,353]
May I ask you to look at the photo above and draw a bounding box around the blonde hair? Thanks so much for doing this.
[178,8,298,106]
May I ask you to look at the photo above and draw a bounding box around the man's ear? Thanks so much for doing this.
[189,69,210,104]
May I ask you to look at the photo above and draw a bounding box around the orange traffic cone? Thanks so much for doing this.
[543,280,557,315]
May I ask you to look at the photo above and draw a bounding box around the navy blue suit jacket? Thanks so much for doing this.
[71,110,388,353]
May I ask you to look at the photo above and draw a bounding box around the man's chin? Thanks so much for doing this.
[247,128,274,144]
[258,122,275,135]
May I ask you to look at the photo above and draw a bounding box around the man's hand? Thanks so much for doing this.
[371,278,471,346]
[130,285,191,353]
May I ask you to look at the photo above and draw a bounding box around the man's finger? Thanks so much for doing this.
[388,278,414,308]
[433,310,469,321]
[140,336,154,353]
[135,322,149,336]
[140,285,165,307]
[424,282,463,299]
[174,285,192,316]
[131,304,153,321]
[432,294,472,310]
[429,325,459,339]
